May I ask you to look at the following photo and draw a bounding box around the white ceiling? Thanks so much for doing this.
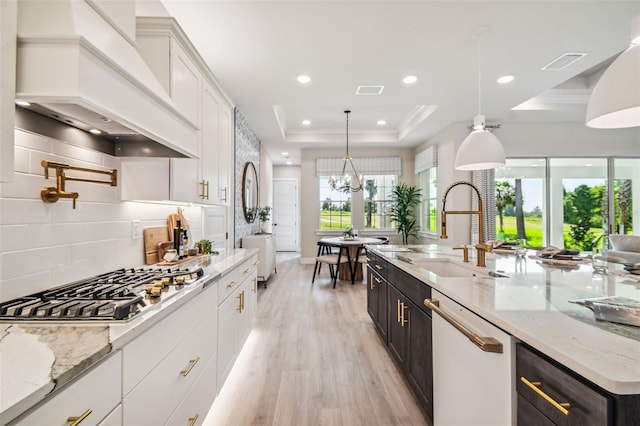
[158,0,639,165]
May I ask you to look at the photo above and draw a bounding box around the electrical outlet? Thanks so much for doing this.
[131,220,141,239]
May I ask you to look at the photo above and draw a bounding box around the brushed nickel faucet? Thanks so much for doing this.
[440,181,493,267]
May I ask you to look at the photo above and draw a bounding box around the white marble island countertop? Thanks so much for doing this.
[0,248,257,424]
[370,244,640,395]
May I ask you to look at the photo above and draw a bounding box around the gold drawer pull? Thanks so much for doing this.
[374,276,382,284]
[370,273,375,290]
[180,357,200,377]
[397,299,402,324]
[188,413,200,426]
[253,260,260,265]
[243,268,250,274]
[67,409,92,426]
[226,280,236,288]
[424,298,503,353]
[400,302,408,326]
[253,277,257,293]
[374,264,384,270]
[520,376,570,416]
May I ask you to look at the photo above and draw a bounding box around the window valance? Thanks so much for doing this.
[316,156,402,177]
[414,146,437,174]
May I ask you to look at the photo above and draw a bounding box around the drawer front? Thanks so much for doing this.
[370,252,388,280]
[218,267,241,304]
[97,404,122,426]
[238,256,258,285]
[123,307,218,426]
[166,353,218,426]
[15,353,121,426]
[517,394,555,426]
[388,267,431,315]
[122,284,217,395]
[516,344,612,425]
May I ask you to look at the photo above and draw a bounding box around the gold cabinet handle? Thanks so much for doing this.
[374,276,382,284]
[222,186,227,202]
[205,180,209,200]
[241,291,245,311]
[180,357,200,377]
[370,273,375,290]
[243,268,250,274]
[226,280,236,288]
[374,264,384,270]
[424,298,503,353]
[520,376,570,416]
[236,292,242,312]
[396,299,401,324]
[67,409,92,426]
[253,260,260,265]
[199,180,209,200]
[253,277,257,293]
[400,302,408,326]
[188,414,200,426]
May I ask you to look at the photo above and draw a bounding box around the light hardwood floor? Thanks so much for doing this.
[203,253,429,426]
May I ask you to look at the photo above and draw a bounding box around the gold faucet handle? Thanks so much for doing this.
[475,242,493,253]
[453,246,470,262]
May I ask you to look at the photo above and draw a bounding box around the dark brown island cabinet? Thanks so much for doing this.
[367,251,640,426]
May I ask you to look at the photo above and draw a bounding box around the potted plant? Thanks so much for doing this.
[389,183,422,245]
[258,206,272,233]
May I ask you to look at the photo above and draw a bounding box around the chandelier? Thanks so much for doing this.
[329,110,363,192]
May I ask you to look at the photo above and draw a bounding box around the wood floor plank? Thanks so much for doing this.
[203,253,428,426]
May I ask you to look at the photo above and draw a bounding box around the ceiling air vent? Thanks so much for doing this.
[541,52,587,70]
[356,85,384,95]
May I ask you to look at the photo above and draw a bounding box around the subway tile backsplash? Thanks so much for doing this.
[0,129,203,302]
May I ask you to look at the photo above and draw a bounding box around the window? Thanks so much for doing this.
[419,167,437,233]
[362,175,396,229]
[495,159,546,247]
[319,176,352,229]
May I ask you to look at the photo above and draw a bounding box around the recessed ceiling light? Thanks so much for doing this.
[15,100,31,107]
[89,128,102,135]
[585,163,593,167]
[282,152,288,156]
[297,74,311,84]
[286,161,292,165]
[377,120,386,126]
[497,75,514,84]
[402,75,418,84]
[302,120,311,126]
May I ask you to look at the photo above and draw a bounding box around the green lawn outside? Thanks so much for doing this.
[497,216,602,248]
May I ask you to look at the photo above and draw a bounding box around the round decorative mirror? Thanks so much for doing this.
[242,162,259,223]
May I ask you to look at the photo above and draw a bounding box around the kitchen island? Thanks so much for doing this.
[367,244,640,425]
[0,248,257,425]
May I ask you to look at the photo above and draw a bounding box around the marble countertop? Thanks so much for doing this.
[370,244,640,395]
[0,248,257,424]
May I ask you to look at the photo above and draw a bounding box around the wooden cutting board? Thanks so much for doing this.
[143,226,170,264]
[168,208,190,242]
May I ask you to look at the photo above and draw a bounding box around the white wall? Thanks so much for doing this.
[0,129,203,302]
[259,147,273,209]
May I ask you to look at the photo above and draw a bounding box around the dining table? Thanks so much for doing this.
[321,236,383,281]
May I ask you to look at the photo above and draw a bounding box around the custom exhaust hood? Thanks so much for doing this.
[15,0,199,158]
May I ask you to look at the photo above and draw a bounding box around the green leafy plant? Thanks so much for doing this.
[258,206,272,223]
[196,239,212,254]
[389,183,422,245]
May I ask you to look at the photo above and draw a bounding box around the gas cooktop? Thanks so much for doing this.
[0,267,204,322]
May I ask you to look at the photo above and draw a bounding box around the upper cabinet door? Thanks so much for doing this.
[201,83,221,204]
[170,38,201,127]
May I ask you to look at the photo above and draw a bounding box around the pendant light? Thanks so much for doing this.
[329,110,363,193]
[586,16,640,129]
[455,31,506,171]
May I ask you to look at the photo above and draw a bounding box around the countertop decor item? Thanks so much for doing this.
[328,110,363,193]
[454,27,505,171]
[196,239,212,254]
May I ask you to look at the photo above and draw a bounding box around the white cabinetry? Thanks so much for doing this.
[430,289,515,426]
[13,353,122,426]
[242,234,276,283]
[217,255,257,391]
[0,0,16,183]
[122,281,218,426]
[122,17,233,206]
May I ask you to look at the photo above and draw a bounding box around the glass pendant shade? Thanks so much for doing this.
[455,115,505,170]
[586,42,640,129]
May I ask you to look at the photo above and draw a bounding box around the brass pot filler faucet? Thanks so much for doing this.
[40,160,118,209]
[440,181,493,267]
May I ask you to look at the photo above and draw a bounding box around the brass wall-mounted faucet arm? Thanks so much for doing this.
[40,160,118,209]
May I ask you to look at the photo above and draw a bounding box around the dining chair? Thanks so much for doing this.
[353,236,388,279]
[312,240,350,288]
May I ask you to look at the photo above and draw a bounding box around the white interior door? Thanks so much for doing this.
[273,179,298,251]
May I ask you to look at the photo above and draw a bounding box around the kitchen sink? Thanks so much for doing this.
[416,260,483,278]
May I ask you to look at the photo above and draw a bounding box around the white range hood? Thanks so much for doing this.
[15,0,199,158]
